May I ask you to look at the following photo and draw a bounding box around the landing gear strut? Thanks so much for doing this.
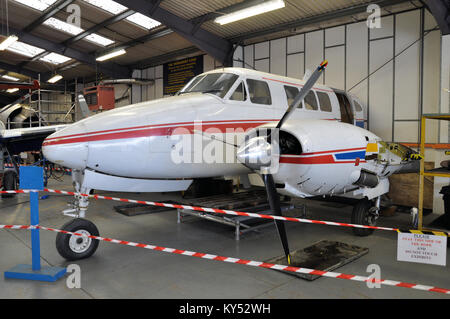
[351,197,380,236]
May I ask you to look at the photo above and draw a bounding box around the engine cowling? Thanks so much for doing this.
[238,119,383,198]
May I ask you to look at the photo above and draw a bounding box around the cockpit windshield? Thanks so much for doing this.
[178,73,239,98]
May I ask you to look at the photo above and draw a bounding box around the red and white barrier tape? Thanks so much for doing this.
[0,223,449,295]
[43,188,401,233]
[2,188,449,237]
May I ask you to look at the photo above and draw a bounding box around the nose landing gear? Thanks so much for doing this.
[351,196,380,237]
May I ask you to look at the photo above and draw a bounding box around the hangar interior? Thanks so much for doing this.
[0,0,450,299]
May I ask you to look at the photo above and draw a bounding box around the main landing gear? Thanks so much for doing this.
[351,196,381,236]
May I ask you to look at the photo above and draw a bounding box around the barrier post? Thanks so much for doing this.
[4,166,66,282]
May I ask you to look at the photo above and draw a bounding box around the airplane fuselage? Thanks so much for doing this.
[42,67,366,186]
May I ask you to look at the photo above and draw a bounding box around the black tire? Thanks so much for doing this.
[351,198,376,237]
[1,171,17,198]
[56,218,99,261]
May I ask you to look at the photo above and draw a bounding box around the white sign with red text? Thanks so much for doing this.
[397,233,447,266]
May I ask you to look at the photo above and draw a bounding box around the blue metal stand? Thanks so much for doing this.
[4,166,66,282]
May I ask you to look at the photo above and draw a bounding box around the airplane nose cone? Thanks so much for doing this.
[42,124,89,170]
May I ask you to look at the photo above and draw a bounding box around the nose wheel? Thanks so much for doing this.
[351,198,379,237]
[56,218,99,261]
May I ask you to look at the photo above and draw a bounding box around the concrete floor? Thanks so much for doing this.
[1,175,450,299]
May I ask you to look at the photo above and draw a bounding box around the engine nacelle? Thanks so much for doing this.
[259,119,383,198]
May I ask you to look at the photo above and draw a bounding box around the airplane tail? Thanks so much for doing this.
[78,94,91,118]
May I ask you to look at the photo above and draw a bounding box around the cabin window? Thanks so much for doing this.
[303,91,318,110]
[247,79,272,105]
[230,82,247,101]
[353,100,363,112]
[178,73,239,98]
[284,86,301,108]
[317,92,332,112]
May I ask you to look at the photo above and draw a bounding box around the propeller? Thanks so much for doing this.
[236,60,328,264]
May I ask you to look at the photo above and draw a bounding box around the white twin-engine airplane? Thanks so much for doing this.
[4,61,421,262]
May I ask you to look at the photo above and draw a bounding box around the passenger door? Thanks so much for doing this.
[334,91,354,124]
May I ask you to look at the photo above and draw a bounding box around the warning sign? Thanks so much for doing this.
[397,233,447,266]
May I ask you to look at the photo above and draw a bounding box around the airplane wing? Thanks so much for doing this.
[0,124,68,155]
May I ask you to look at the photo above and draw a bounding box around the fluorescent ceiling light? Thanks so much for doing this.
[215,0,285,25]
[96,49,126,61]
[48,74,63,83]
[0,35,19,51]
[6,41,45,57]
[126,13,161,30]
[83,0,161,30]
[6,88,19,93]
[43,17,114,47]
[12,0,57,11]
[40,52,72,65]
[2,75,20,81]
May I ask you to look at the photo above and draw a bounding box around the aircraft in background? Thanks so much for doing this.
[4,62,421,262]
[0,93,91,194]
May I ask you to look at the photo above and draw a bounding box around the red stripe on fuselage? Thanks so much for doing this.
[301,147,366,156]
[43,121,271,146]
[280,156,367,165]
[44,119,280,142]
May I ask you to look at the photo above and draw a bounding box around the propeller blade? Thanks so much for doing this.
[263,173,291,265]
[276,60,328,130]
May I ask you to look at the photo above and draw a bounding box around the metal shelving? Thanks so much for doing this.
[418,113,450,230]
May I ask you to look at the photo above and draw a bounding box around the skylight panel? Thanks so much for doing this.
[126,13,161,30]
[82,0,161,30]
[85,34,115,47]
[40,52,72,65]
[12,0,57,11]
[6,41,45,57]
[43,17,115,47]
[82,0,127,15]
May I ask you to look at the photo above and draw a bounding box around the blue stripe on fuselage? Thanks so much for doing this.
[334,151,366,160]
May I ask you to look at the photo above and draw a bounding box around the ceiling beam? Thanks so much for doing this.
[114,0,234,66]
[229,0,413,43]
[100,1,264,68]
[131,46,201,69]
[63,9,135,46]
[0,61,40,79]
[22,0,76,33]
[0,24,131,80]
[423,0,450,35]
